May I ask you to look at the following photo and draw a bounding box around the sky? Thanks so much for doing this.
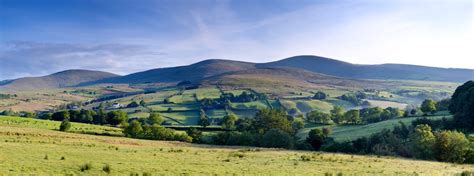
[0,0,473,80]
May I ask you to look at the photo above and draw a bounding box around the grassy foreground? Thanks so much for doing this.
[0,117,473,175]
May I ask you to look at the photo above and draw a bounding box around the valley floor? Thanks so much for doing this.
[0,119,472,175]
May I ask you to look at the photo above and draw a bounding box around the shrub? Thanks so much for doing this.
[59,120,71,131]
[300,155,311,161]
[261,128,294,149]
[434,130,470,163]
[102,164,111,173]
[80,162,93,172]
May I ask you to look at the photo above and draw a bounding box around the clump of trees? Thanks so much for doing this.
[199,91,267,109]
[305,106,404,125]
[312,91,327,100]
[338,92,366,106]
[322,121,473,163]
[123,113,191,142]
[205,108,310,150]
[46,109,128,126]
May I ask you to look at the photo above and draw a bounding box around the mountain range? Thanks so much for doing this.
[1,55,472,90]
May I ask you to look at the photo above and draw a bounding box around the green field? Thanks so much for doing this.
[161,111,200,125]
[297,115,451,142]
[195,87,222,100]
[0,116,471,175]
[0,116,123,136]
[281,99,333,114]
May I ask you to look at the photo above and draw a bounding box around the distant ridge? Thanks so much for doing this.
[87,59,256,84]
[0,69,118,90]
[261,55,474,82]
[2,55,472,90]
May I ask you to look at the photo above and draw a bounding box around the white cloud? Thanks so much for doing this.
[0,41,166,80]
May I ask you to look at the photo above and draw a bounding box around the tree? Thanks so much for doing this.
[421,99,437,115]
[222,114,237,130]
[436,98,450,111]
[186,127,202,143]
[59,120,71,131]
[409,124,435,159]
[52,111,70,121]
[163,98,170,104]
[360,107,383,123]
[306,128,326,150]
[330,106,345,124]
[107,110,128,126]
[148,113,163,125]
[79,109,95,123]
[322,127,331,137]
[449,81,474,128]
[434,130,470,163]
[306,110,331,124]
[344,109,361,124]
[123,120,143,138]
[410,108,418,116]
[253,109,293,134]
[127,101,140,108]
[313,91,327,100]
[139,100,147,107]
[261,128,294,149]
[198,109,210,127]
[94,108,107,124]
[292,118,305,132]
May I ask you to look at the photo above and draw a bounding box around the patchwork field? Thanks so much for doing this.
[297,115,451,142]
[0,116,472,175]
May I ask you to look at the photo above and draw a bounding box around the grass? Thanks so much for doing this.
[0,115,123,136]
[195,87,222,100]
[366,100,407,109]
[0,118,472,175]
[161,111,200,125]
[230,109,258,119]
[280,99,333,114]
[323,98,356,110]
[148,103,199,111]
[231,101,269,110]
[297,115,451,142]
[128,112,150,119]
[205,109,227,119]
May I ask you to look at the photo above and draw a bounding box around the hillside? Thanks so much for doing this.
[0,69,118,90]
[202,67,381,91]
[261,55,474,82]
[2,56,472,89]
[89,59,256,85]
[0,116,472,175]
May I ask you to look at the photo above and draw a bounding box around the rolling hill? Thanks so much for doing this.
[2,55,472,90]
[261,55,474,82]
[0,69,118,90]
[202,67,381,90]
[87,59,256,85]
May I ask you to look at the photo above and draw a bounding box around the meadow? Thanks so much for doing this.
[297,115,450,142]
[0,116,472,175]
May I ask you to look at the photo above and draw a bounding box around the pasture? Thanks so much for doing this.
[0,116,471,175]
[297,115,451,142]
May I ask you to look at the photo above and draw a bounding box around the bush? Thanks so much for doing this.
[434,130,470,163]
[102,164,112,173]
[80,162,93,172]
[59,120,71,131]
[261,128,294,149]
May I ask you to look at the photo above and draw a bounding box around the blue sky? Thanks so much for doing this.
[0,0,472,80]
